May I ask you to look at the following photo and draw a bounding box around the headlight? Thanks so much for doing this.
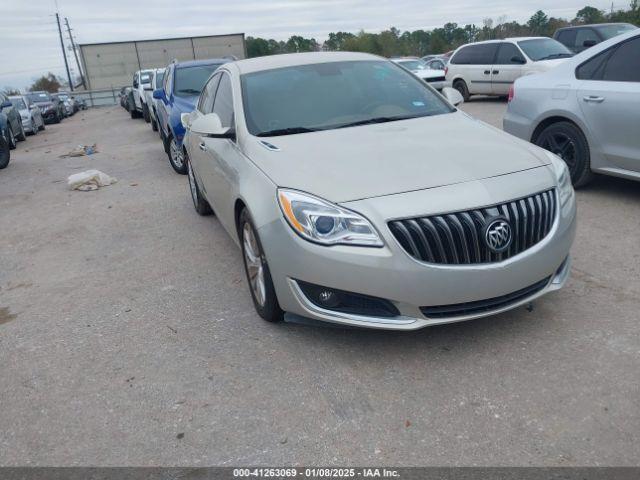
[277,189,383,247]
[548,152,573,206]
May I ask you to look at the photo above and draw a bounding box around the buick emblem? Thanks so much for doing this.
[484,218,512,253]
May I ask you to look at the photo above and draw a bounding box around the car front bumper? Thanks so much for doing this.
[258,168,576,330]
[21,119,34,132]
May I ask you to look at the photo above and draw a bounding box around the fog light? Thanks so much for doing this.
[317,289,340,308]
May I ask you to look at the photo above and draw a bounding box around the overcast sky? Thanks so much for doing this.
[0,0,621,89]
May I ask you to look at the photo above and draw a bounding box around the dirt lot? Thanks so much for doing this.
[1,101,639,466]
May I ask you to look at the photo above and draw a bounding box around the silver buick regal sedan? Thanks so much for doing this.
[182,52,576,330]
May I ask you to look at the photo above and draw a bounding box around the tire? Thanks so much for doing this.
[30,120,37,135]
[130,107,140,119]
[535,121,593,188]
[167,135,187,174]
[186,153,213,216]
[39,121,45,131]
[53,113,61,124]
[0,137,9,169]
[7,126,16,150]
[151,112,158,132]
[16,123,26,142]
[142,103,151,123]
[128,93,140,118]
[239,208,283,323]
[453,79,470,102]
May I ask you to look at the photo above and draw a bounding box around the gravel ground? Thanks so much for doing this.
[0,101,639,466]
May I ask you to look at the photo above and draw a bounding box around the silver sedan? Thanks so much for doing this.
[9,95,45,135]
[182,52,576,330]
[504,29,640,186]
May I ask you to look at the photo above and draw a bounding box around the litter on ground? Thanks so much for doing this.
[60,144,98,157]
[67,170,117,191]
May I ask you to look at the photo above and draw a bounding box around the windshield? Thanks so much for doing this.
[174,64,222,97]
[595,24,637,39]
[518,38,573,61]
[10,98,26,110]
[156,71,164,87]
[398,60,426,70]
[241,60,454,137]
[140,72,152,84]
[27,92,51,102]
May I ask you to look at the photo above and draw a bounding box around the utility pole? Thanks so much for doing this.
[65,17,86,89]
[56,12,73,91]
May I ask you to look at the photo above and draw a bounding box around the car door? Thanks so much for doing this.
[157,66,172,135]
[577,36,640,172]
[491,42,526,95]
[465,43,498,94]
[199,71,241,233]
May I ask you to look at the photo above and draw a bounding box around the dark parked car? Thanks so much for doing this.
[26,91,64,124]
[0,92,26,147]
[0,112,11,169]
[554,23,637,52]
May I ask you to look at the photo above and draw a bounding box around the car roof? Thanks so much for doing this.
[174,58,231,69]
[231,51,383,74]
[556,22,635,31]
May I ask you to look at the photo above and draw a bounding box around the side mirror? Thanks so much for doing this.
[191,113,234,139]
[511,56,526,64]
[583,39,597,48]
[441,86,464,106]
[0,100,11,109]
[152,89,164,100]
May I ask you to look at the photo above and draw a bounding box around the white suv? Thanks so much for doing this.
[446,37,573,100]
[130,69,154,121]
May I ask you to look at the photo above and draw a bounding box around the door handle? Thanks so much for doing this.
[484,70,490,75]
[492,70,499,74]
[583,96,605,103]
[198,142,207,151]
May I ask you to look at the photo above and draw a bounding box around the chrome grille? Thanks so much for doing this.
[388,189,557,265]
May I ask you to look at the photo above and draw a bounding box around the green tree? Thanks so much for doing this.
[325,32,356,51]
[2,87,21,96]
[527,10,549,35]
[29,73,61,93]
[284,35,319,53]
[574,6,605,24]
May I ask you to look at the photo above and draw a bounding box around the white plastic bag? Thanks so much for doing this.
[67,169,117,191]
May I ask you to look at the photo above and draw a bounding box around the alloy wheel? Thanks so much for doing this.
[539,132,577,175]
[170,139,184,169]
[243,223,266,307]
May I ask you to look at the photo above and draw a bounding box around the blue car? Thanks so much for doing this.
[154,58,230,174]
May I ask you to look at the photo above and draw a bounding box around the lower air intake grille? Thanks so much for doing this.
[420,277,550,318]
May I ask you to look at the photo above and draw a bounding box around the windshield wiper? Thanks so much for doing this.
[176,88,201,95]
[537,53,573,60]
[256,126,320,137]
[333,114,425,129]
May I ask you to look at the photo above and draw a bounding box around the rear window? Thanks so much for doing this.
[517,38,573,61]
[11,98,26,109]
[27,92,51,102]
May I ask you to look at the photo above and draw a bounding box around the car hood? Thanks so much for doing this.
[413,69,445,79]
[173,95,198,113]
[242,110,552,203]
[529,58,569,72]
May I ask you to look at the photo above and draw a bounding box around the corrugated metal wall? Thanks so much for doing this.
[79,34,246,90]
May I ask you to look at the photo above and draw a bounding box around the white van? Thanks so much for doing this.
[445,37,573,100]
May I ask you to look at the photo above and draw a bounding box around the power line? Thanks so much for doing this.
[64,17,86,89]
[55,12,73,91]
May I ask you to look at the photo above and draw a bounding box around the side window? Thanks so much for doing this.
[602,38,640,82]
[462,44,498,64]
[198,73,221,113]
[133,73,139,88]
[450,46,471,65]
[556,30,577,50]
[212,73,234,129]
[575,28,599,51]
[495,43,526,64]
[163,67,171,94]
[576,49,610,80]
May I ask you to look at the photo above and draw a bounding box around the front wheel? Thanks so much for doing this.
[16,123,26,141]
[30,120,37,135]
[535,121,593,187]
[167,136,187,174]
[7,126,16,150]
[186,153,213,216]
[0,137,9,169]
[142,103,151,123]
[239,209,283,323]
[453,79,470,102]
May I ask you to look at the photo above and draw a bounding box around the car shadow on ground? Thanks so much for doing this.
[578,174,640,201]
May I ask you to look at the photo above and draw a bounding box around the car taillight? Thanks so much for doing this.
[444,66,448,76]
[508,84,515,102]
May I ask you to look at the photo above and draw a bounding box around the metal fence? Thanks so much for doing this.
[71,87,126,108]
